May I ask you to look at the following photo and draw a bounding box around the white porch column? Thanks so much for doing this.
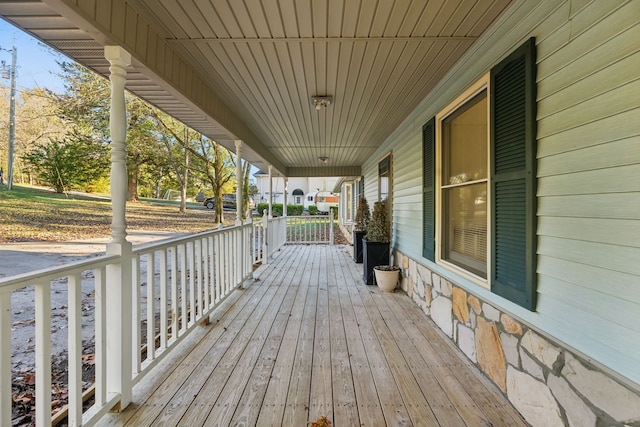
[104,46,133,409]
[268,164,273,219]
[282,177,288,244]
[235,140,243,225]
[234,140,244,284]
[283,177,288,217]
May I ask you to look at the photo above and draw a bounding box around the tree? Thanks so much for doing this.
[152,109,236,221]
[193,136,235,223]
[22,135,109,193]
[241,160,252,219]
[42,60,236,206]
[152,111,195,213]
[53,62,169,200]
[54,61,110,143]
[0,87,66,185]
[151,109,243,220]
[125,97,168,201]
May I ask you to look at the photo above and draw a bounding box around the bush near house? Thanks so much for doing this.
[255,203,306,216]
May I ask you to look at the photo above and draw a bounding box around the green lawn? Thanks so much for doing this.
[285,216,335,242]
[0,185,226,243]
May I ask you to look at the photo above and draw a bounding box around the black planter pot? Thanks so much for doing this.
[353,230,366,263]
[362,238,390,285]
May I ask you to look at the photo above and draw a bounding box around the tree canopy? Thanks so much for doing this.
[12,60,247,219]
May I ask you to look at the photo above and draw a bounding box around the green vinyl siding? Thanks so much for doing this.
[361,0,640,385]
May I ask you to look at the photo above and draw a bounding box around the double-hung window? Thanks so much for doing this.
[423,38,537,310]
[379,154,391,202]
[438,80,489,279]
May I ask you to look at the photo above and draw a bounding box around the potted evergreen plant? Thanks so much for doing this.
[353,196,370,263]
[362,200,398,288]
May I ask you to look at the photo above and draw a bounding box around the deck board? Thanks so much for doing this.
[97,245,527,427]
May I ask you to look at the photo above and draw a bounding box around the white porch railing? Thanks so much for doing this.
[251,213,333,265]
[0,214,335,426]
[251,212,287,265]
[285,215,334,245]
[270,216,287,252]
[0,222,254,427]
[252,215,265,265]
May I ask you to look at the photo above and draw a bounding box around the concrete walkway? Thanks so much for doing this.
[1,231,189,374]
[0,231,186,279]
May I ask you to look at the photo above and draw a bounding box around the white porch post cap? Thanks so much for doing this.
[104,46,131,66]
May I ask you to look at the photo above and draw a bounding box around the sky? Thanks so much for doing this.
[0,18,67,93]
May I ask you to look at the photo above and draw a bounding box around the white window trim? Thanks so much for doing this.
[435,73,491,289]
[345,183,353,222]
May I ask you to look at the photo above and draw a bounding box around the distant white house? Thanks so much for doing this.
[253,171,340,206]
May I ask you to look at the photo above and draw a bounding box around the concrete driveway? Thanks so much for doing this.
[1,231,187,375]
[0,231,186,279]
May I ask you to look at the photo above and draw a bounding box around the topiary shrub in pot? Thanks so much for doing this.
[352,196,370,263]
[362,200,391,285]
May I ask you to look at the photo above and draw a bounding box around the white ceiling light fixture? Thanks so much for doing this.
[318,156,329,163]
[311,95,333,110]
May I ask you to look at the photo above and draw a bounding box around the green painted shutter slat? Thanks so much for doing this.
[423,117,436,261]
[490,38,537,310]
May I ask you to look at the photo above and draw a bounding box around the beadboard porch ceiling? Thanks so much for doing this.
[0,0,511,176]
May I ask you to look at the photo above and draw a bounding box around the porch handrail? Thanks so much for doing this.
[252,213,265,265]
[251,212,288,265]
[268,216,287,255]
[285,215,334,245]
[0,222,254,427]
[251,213,334,265]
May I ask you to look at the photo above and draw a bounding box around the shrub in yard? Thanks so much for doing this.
[256,202,268,215]
[255,203,305,216]
[22,136,109,193]
[287,204,305,216]
[256,202,280,216]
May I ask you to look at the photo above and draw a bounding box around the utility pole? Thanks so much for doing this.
[1,46,17,190]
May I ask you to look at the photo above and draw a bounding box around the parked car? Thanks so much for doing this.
[203,193,236,209]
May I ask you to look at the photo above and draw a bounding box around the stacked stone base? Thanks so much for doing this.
[337,219,353,245]
[395,250,640,427]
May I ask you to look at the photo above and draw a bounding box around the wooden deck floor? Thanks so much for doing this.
[98,245,527,427]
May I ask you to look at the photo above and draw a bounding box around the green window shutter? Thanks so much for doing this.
[423,117,436,261]
[490,38,537,310]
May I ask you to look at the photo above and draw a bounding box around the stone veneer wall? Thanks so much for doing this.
[338,219,353,245]
[394,250,640,427]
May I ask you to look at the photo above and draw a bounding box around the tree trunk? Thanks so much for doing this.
[179,150,189,213]
[127,168,139,201]
[216,194,223,224]
[155,167,163,199]
[242,160,250,220]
